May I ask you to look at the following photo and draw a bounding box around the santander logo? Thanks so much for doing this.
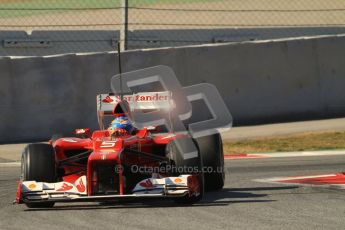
[102,96,114,103]
[76,179,86,193]
[139,179,155,189]
[57,183,73,192]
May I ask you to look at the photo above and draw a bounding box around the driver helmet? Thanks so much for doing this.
[110,116,134,134]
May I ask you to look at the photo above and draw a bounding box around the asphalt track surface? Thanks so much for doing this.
[0,155,344,230]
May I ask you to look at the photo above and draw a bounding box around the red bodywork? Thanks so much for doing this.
[52,128,177,196]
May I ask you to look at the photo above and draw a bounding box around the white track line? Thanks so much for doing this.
[254,174,337,183]
[225,150,345,160]
[254,173,345,189]
[254,179,345,189]
[260,150,345,158]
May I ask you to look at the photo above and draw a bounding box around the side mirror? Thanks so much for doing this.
[74,128,91,138]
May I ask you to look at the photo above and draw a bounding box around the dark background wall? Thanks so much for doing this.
[1,35,345,143]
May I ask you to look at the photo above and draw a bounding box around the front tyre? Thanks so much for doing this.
[195,133,224,191]
[21,143,56,208]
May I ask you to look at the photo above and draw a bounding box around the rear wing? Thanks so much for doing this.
[97,91,174,130]
[97,91,174,115]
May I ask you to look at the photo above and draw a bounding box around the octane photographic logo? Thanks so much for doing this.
[111,65,233,160]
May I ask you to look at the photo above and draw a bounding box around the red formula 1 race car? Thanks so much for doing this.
[16,92,224,208]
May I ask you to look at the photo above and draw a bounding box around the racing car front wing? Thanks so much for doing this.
[17,175,196,204]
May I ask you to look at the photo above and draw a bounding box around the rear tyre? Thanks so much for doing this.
[21,143,56,208]
[195,133,224,191]
[166,138,204,204]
